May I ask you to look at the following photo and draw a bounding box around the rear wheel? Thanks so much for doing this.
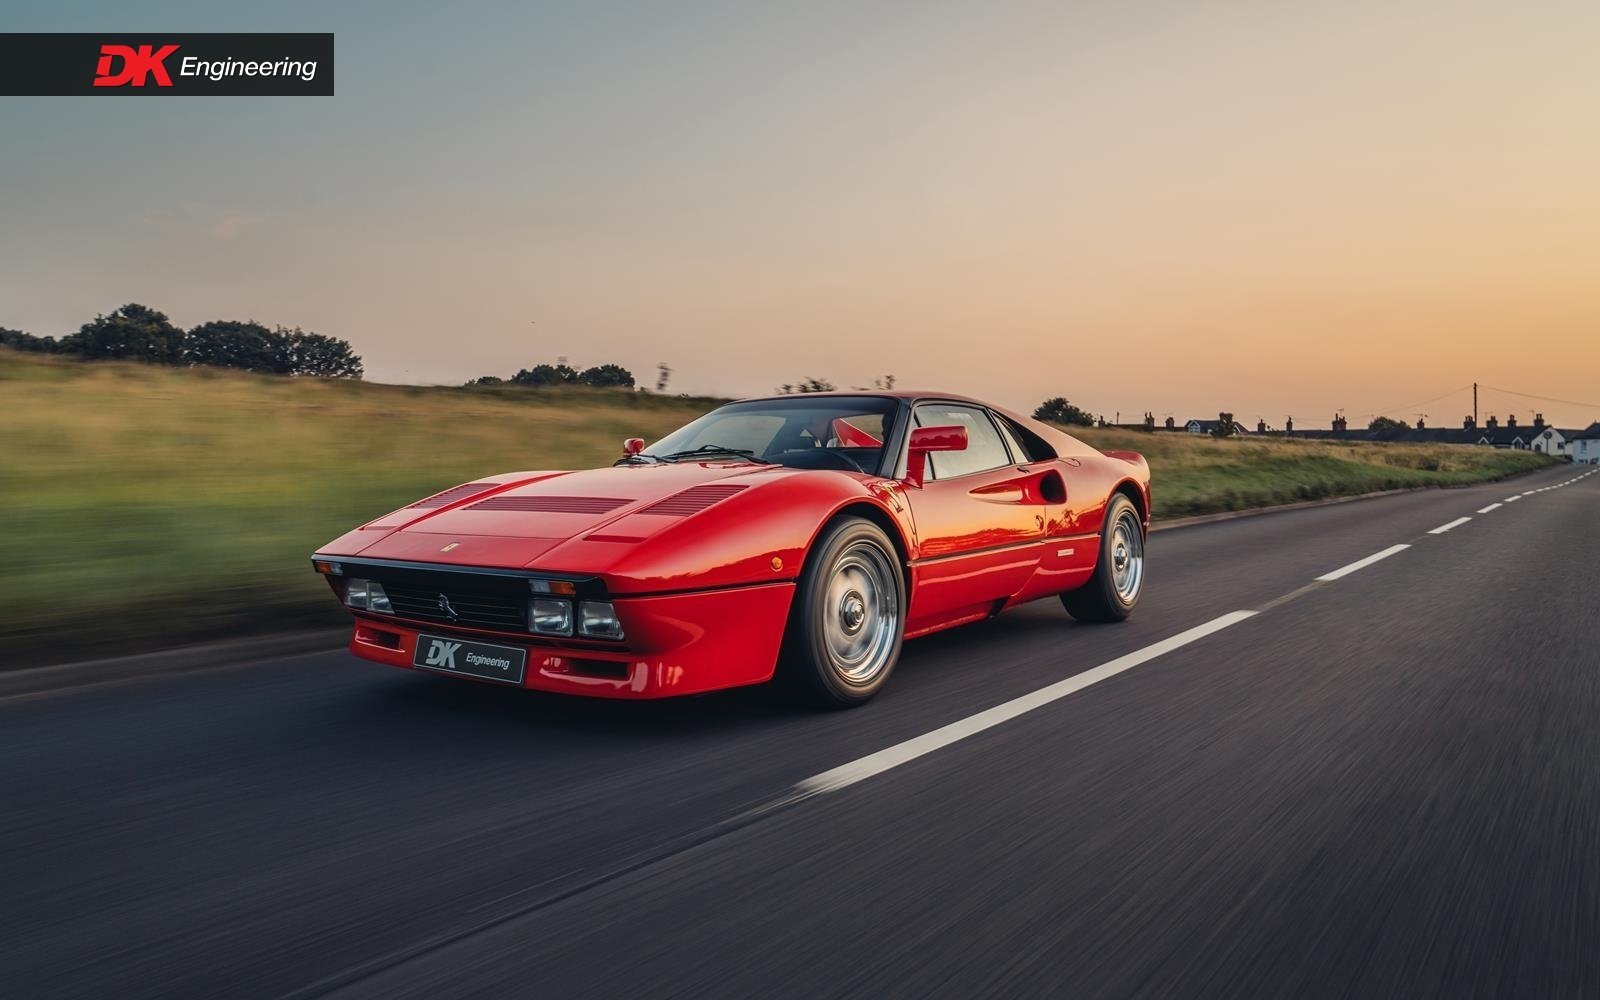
[1061,493,1144,622]
[786,517,905,707]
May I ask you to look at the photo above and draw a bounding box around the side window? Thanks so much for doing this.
[915,403,1013,480]
[994,414,1056,462]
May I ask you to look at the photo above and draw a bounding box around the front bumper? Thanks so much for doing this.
[343,582,796,698]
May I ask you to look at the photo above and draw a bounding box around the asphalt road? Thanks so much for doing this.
[3,464,1598,999]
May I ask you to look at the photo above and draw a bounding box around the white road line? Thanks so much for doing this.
[1524,490,1537,495]
[1429,516,1473,534]
[1316,544,1411,582]
[1477,503,1503,514]
[1505,495,1522,502]
[792,611,1258,796]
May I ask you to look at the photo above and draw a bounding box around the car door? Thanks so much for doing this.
[902,402,1047,633]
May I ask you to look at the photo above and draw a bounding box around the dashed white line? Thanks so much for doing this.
[792,611,1259,796]
[1429,516,1473,534]
[1316,543,1411,582]
[1524,490,1537,495]
[1505,495,1522,502]
[1477,503,1503,514]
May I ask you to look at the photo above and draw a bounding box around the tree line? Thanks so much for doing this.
[1,303,363,379]
[467,361,637,389]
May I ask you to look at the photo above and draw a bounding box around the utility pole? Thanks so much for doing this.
[1473,383,1478,427]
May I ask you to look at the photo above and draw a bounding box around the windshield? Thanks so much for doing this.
[645,396,902,474]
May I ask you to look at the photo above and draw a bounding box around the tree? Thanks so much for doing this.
[185,320,283,372]
[58,303,184,363]
[465,375,504,386]
[512,363,580,386]
[1367,416,1409,439]
[1033,397,1094,426]
[0,327,59,353]
[275,327,364,378]
[577,363,635,388]
[778,377,836,394]
[1212,412,1237,438]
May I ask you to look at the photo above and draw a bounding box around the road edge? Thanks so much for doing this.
[0,628,347,701]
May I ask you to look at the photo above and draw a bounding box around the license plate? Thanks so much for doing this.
[412,634,527,685]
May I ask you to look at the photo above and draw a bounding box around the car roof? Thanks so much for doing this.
[735,390,988,405]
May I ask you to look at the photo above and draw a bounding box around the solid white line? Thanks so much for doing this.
[1429,516,1473,534]
[1316,543,1411,582]
[792,611,1258,796]
[1476,503,1503,514]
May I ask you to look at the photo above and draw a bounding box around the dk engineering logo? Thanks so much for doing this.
[2,33,335,95]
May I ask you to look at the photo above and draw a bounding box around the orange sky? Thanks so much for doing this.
[4,2,1597,426]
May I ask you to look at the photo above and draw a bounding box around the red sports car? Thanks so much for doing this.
[312,392,1150,705]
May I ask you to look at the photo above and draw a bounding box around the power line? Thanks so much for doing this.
[1478,384,1600,413]
[1364,384,1473,420]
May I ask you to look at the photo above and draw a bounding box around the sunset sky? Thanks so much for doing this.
[5,1,1598,427]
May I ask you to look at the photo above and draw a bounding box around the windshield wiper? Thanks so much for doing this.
[658,444,772,464]
[613,453,663,465]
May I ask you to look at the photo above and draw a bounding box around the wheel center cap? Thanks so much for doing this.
[840,592,867,634]
[1114,545,1128,569]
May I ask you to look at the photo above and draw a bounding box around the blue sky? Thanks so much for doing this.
[5,2,1598,425]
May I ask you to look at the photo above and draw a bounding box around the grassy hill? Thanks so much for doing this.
[0,349,1556,664]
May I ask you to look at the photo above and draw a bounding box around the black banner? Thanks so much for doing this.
[0,33,334,95]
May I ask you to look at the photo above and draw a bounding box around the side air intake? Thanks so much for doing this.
[640,484,748,516]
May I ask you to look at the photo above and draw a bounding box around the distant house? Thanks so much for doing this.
[1185,417,1251,436]
[1282,411,1578,456]
[1571,423,1600,465]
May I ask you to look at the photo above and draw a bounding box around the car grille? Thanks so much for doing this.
[381,583,526,631]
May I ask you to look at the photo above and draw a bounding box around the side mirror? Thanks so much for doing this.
[622,437,646,457]
[903,425,967,488]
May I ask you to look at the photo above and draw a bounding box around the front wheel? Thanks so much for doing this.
[785,517,905,707]
[1061,493,1144,623]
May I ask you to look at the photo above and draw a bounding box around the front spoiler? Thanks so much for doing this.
[343,582,796,699]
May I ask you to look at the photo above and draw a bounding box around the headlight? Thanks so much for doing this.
[579,601,624,640]
[529,597,573,636]
[345,579,392,613]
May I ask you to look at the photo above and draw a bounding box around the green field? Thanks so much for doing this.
[0,349,1556,664]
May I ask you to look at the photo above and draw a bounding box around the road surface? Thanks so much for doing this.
[3,464,1597,999]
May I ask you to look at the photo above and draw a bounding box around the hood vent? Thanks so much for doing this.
[408,482,499,508]
[468,495,631,514]
[640,484,748,516]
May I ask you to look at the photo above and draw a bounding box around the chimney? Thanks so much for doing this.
[1507,414,1518,429]
[1333,414,1347,433]
[1257,418,1267,434]
[1285,417,1293,434]
[1144,411,1155,430]
[1463,415,1475,430]
[1416,416,1426,430]
[1164,416,1175,429]
[1534,412,1545,430]
[1487,415,1498,430]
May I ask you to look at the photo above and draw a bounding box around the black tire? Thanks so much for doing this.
[1061,493,1144,623]
[784,517,906,707]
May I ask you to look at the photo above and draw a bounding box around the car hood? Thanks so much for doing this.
[338,462,790,568]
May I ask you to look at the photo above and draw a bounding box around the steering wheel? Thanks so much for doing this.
[780,449,866,473]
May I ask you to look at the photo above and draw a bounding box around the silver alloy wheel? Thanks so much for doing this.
[821,540,899,683]
[1109,508,1145,603]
